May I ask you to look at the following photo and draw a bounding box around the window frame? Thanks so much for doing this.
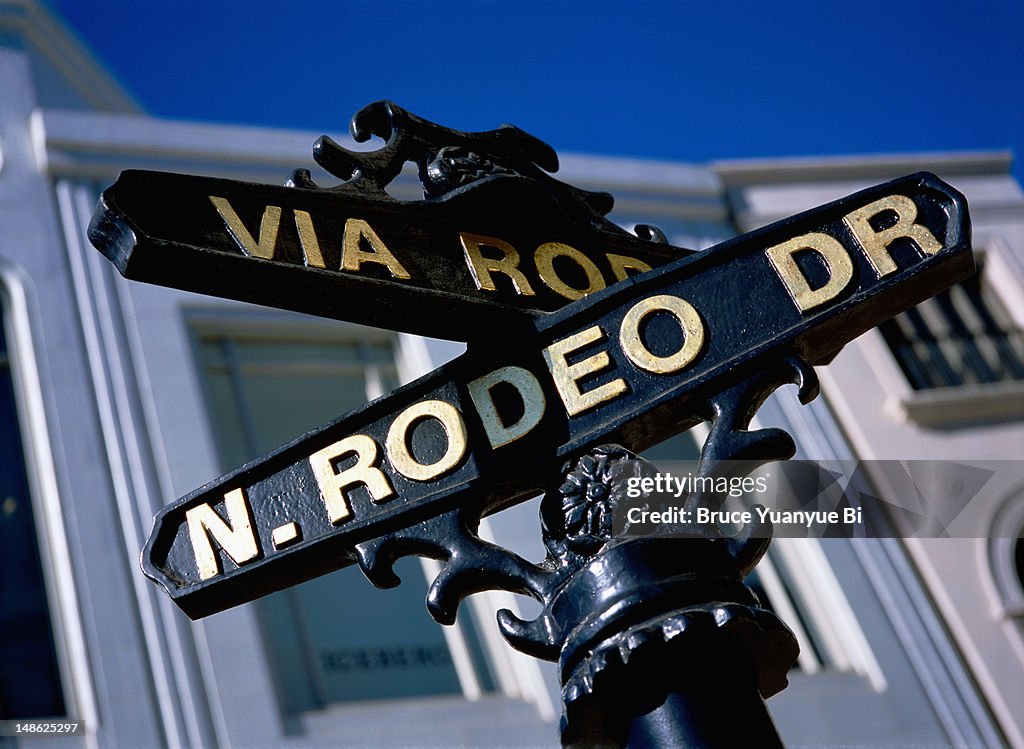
[986,490,1024,619]
[870,244,1024,427]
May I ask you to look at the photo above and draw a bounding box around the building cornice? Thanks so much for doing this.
[714,151,1014,186]
[33,108,729,223]
[0,0,139,113]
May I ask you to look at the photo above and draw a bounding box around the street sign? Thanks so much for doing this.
[89,101,690,341]
[93,103,976,745]
[137,172,971,619]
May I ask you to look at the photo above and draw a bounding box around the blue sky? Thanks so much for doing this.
[49,0,1024,182]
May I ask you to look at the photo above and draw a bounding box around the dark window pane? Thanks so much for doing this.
[880,267,1024,390]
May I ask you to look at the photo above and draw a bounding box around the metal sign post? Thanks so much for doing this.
[89,102,973,748]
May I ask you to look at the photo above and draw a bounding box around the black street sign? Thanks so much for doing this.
[139,172,972,618]
[89,103,690,342]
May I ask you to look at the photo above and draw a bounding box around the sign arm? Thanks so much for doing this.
[352,505,555,624]
[88,98,695,343]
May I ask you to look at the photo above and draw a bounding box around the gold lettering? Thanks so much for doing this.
[460,233,536,296]
[843,194,942,278]
[766,232,854,312]
[293,209,326,268]
[209,196,282,259]
[342,218,411,278]
[535,242,605,300]
[606,253,653,282]
[386,400,469,481]
[186,487,260,581]
[467,366,546,449]
[309,434,395,524]
[543,325,628,417]
[620,295,705,374]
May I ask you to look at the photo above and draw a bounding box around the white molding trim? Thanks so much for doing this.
[0,0,139,112]
[980,236,1024,329]
[900,381,1024,428]
[0,260,99,735]
[57,178,207,747]
[752,551,820,675]
[714,150,1014,186]
[773,538,887,692]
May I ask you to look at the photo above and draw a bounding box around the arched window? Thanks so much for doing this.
[987,492,1024,619]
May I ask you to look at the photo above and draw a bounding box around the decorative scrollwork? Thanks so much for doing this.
[347,358,813,743]
[544,447,632,559]
[351,356,816,631]
[352,507,553,627]
[422,146,517,198]
[692,354,819,511]
[286,100,662,238]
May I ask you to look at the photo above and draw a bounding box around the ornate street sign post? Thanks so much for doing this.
[90,102,973,748]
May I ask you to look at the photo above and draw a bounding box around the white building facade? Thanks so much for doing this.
[2,2,1023,746]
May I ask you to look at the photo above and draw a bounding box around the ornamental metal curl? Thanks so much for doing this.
[345,354,809,654]
[287,99,644,237]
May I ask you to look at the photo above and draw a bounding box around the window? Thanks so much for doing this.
[0,305,65,719]
[879,265,1024,390]
[987,494,1024,620]
[191,328,496,715]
